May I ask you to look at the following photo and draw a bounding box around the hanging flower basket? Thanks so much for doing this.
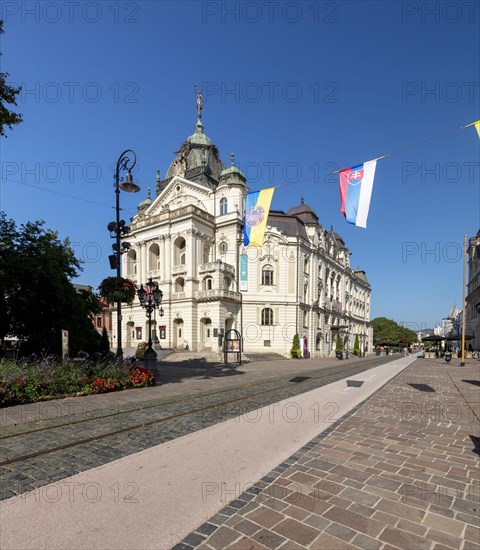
[98,277,137,305]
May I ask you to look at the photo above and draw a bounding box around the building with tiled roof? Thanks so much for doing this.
[114,102,372,357]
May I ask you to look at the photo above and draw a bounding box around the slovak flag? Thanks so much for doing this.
[339,160,377,228]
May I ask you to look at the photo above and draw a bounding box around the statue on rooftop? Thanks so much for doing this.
[194,84,203,119]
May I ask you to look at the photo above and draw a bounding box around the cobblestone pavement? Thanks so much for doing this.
[0,355,370,427]
[0,356,402,500]
[176,359,480,550]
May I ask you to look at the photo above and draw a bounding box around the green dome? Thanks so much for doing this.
[187,119,212,146]
[138,188,152,210]
[219,153,246,186]
[164,115,225,185]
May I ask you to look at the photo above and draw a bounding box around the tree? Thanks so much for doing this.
[353,334,360,356]
[0,212,101,356]
[372,317,418,348]
[100,327,110,354]
[0,20,22,137]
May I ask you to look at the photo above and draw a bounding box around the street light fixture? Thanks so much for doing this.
[137,278,164,372]
[107,149,140,360]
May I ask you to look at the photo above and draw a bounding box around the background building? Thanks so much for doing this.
[466,230,480,351]
[114,107,372,358]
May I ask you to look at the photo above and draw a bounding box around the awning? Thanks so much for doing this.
[445,334,474,341]
[421,335,445,342]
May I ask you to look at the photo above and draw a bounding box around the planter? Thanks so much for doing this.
[99,277,137,305]
[444,353,452,363]
[336,351,343,360]
[290,349,301,359]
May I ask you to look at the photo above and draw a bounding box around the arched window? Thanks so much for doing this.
[223,277,230,290]
[203,244,211,264]
[220,197,228,216]
[203,277,213,290]
[149,243,160,271]
[261,265,274,286]
[261,308,273,326]
[175,277,185,292]
[174,237,186,265]
[126,249,137,277]
[303,310,308,327]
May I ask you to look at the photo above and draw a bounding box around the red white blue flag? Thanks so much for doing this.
[339,160,377,228]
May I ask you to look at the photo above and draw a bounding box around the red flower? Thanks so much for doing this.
[18,380,24,386]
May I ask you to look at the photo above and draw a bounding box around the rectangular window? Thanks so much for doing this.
[262,270,274,285]
[264,340,271,347]
[96,317,102,328]
[159,326,166,339]
[136,327,142,340]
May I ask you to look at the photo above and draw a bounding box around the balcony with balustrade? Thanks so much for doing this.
[147,269,161,279]
[195,289,241,303]
[199,259,235,276]
[172,264,188,276]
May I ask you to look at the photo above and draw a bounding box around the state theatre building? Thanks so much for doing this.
[116,107,373,358]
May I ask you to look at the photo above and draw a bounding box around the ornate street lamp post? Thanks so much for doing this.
[138,278,164,373]
[107,149,140,360]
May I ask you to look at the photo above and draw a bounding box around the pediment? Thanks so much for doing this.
[146,176,212,216]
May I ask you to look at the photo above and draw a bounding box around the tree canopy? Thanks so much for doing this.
[0,20,22,137]
[371,317,418,347]
[0,212,101,356]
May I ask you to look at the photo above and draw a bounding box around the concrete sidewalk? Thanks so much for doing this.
[0,355,419,549]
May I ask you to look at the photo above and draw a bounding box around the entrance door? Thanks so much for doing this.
[225,318,234,334]
[201,318,212,350]
[173,319,184,348]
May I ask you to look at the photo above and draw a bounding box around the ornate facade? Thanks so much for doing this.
[466,230,480,351]
[115,107,373,357]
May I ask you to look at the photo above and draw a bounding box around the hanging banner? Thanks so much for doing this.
[240,254,248,291]
[244,188,275,246]
[474,120,480,138]
[339,160,377,228]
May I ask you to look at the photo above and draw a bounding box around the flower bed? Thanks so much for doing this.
[0,356,155,407]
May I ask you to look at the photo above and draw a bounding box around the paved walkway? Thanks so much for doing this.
[0,357,478,550]
[177,358,479,550]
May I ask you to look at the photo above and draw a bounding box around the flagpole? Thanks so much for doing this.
[460,234,467,367]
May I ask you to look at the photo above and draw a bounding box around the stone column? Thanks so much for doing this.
[160,237,165,280]
[165,235,171,281]
[141,243,147,283]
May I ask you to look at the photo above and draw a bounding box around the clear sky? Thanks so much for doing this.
[1,0,479,331]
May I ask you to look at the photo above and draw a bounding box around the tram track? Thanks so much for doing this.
[0,356,401,468]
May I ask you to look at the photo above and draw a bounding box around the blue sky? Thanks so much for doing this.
[1,0,479,330]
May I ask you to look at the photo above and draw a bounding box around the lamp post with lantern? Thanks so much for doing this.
[107,149,140,360]
[137,278,164,374]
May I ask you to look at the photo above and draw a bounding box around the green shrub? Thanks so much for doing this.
[290,334,301,359]
[353,334,360,356]
[335,336,343,353]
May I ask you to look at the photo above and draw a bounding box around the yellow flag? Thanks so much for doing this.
[475,121,480,139]
[244,188,275,247]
